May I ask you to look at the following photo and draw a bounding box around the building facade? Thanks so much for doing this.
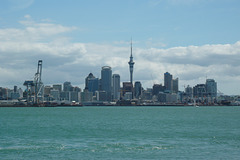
[112,74,120,100]
[101,66,112,101]
[164,72,173,92]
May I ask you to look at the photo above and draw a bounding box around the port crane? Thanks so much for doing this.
[23,60,43,105]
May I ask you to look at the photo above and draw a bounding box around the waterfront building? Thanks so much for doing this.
[44,86,52,96]
[0,87,7,99]
[81,90,93,103]
[122,82,133,99]
[85,73,95,89]
[88,78,99,95]
[141,88,152,100]
[157,92,177,103]
[206,79,217,99]
[70,91,80,102]
[60,91,70,101]
[18,88,23,98]
[193,84,206,101]
[158,92,166,102]
[50,89,60,101]
[134,81,142,99]
[10,92,20,100]
[73,86,81,92]
[172,78,179,93]
[14,86,17,93]
[124,92,133,100]
[166,93,177,103]
[112,74,120,100]
[63,81,73,92]
[152,84,165,96]
[164,72,173,92]
[185,85,193,97]
[101,66,112,101]
[53,84,62,92]
[96,91,107,101]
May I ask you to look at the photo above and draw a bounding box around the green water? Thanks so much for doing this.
[0,106,240,159]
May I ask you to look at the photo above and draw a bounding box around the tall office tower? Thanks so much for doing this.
[164,72,173,92]
[85,73,95,90]
[128,39,135,85]
[88,78,99,94]
[53,84,62,92]
[112,74,120,100]
[205,79,217,98]
[134,81,142,99]
[63,81,72,92]
[152,84,165,95]
[172,78,179,93]
[14,86,17,93]
[44,86,52,96]
[185,85,193,97]
[193,84,206,98]
[122,82,133,98]
[101,66,112,101]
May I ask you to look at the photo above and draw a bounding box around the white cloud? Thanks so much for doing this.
[0,16,240,95]
[0,15,76,42]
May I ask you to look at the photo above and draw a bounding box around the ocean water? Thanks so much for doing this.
[0,106,240,160]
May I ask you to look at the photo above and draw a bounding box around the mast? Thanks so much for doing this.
[128,39,135,85]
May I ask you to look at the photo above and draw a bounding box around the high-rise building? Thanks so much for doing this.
[50,89,60,101]
[44,86,52,96]
[164,72,173,92]
[122,82,133,99]
[88,78,99,94]
[185,85,193,97]
[63,81,72,92]
[128,40,135,85]
[112,74,120,100]
[53,84,62,92]
[134,81,142,99]
[172,78,179,93]
[206,79,217,98]
[193,84,206,98]
[101,66,112,101]
[14,86,17,93]
[152,84,165,96]
[85,73,95,90]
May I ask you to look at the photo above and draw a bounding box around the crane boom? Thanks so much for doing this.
[34,60,43,104]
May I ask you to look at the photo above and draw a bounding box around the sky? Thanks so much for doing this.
[0,0,240,95]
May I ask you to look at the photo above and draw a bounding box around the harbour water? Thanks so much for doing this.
[0,106,240,159]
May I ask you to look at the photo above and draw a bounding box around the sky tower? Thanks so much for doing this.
[128,39,135,84]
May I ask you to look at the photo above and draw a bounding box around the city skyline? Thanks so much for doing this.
[0,0,240,95]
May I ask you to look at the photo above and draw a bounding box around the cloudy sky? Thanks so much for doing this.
[0,0,240,95]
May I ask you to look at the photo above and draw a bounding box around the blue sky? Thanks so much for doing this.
[0,0,240,95]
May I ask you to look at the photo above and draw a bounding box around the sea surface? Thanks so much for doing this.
[0,106,240,160]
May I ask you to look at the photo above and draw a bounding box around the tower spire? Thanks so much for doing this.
[131,38,133,57]
[128,38,135,85]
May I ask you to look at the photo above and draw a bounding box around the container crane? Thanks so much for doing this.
[23,60,43,105]
[34,60,43,104]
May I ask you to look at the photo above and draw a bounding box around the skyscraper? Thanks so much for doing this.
[85,73,95,90]
[206,79,217,98]
[63,81,72,92]
[128,39,135,85]
[134,81,142,99]
[101,66,112,101]
[112,74,120,100]
[88,78,99,94]
[164,72,172,92]
[53,84,62,92]
[122,82,133,99]
[172,78,179,93]
[152,84,164,95]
